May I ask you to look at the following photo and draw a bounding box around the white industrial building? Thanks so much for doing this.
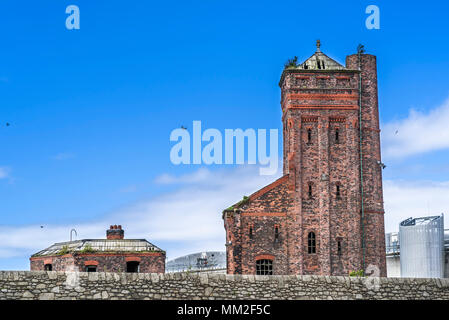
[386,215,447,278]
[166,251,226,273]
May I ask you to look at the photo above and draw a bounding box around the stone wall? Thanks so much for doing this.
[1,271,449,300]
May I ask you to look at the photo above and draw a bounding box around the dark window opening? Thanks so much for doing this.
[336,185,341,198]
[307,128,312,143]
[44,264,52,271]
[308,232,316,254]
[317,60,321,69]
[256,259,273,275]
[249,226,253,239]
[322,62,325,69]
[308,184,313,198]
[86,265,97,272]
[126,261,140,273]
[197,257,208,268]
[274,226,279,240]
[335,129,340,143]
[304,64,308,70]
[337,240,342,255]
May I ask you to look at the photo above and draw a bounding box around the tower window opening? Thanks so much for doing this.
[308,183,313,198]
[335,128,340,143]
[307,128,312,144]
[256,259,273,275]
[336,185,341,198]
[308,232,316,254]
[274,226,279,240]
[317,60,321,69]
[337,240,342,255]
[249,226,253,239]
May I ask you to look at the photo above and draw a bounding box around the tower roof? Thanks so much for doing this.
[289,40,347,71]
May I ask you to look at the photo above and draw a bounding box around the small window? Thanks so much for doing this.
[336,185,341,198]
[274,226,279,240]
[337,240,342,255]
[308,183,313,198]
[126,261,140,273]
[44,264,52,271]
[86,265,97,272]
[256,259,273,275]
[249,226,253,239]
[335,128,340,143]
[308,232,316,254]
[307,128,312,144]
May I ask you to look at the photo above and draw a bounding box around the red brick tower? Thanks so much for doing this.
[223,41,386,276]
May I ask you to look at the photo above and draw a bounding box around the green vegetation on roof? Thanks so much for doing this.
[222,196,250,214]
[79,244,95,254]
[284,56,298,69]
[57,245,71,256]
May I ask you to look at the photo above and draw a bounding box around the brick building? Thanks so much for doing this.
[223,41,387,277]
[30,225,165,273]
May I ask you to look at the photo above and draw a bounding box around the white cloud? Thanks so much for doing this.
[0,167,10,179]
[51,152,75,161]
[382,97,449,159]
[383,179,449,232]
[1,162,448,268]
[0,166,280,263]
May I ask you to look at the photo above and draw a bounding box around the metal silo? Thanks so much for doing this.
[399,215,444,278]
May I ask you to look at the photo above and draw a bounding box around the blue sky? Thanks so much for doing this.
[1,0,449,270]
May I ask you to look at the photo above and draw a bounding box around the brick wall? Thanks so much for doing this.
[30,253,165,273]
[224,52,387,277]
[1,271,448,300]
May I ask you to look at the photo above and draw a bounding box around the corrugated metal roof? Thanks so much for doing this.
[31,239,164,257]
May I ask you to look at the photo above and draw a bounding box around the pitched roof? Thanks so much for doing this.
[31,239,164,257]
[223,174,292,214]
[285,40,347,71]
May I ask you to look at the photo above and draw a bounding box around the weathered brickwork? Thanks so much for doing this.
[29,226,166,274]
[1,271,448,300]
[224,44,387,277]
[30,253,165,273]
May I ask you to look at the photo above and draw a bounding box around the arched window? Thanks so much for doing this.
[85,265,97,272]
[256,259,273,275]
[126,261,140,273]
[335,128,340,143]
[308,232,316,254]
[44,264,52,271]
[307,128,312,144]
[336,184,341,198]
[274,225,279,240]
[249,225,253,239]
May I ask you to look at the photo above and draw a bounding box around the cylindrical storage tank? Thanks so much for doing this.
[399,215,444,278]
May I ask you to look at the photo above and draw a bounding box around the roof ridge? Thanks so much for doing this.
[248,174,289,201]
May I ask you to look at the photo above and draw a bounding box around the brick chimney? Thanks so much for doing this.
[106,225,124,240]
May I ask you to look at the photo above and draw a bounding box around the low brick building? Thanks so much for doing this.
[30,225,165,273]
[223,41,387,277]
